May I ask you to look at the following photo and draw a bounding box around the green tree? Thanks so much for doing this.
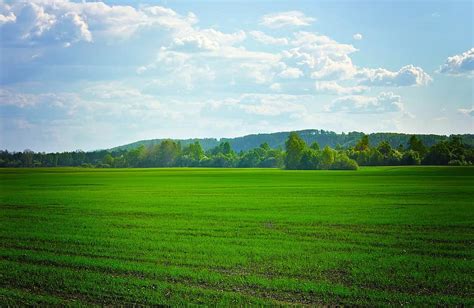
[21,150,34,167]
[299,149,320,169]
[355,135,370,151]
[284,132,306,169]
[238,150,261,168]
[103,153,114,167]
[320,146,336,169]
[260,142,271,151]
[127,145,145,167]
[209,142,234,156]
[310,142,320,151]
[157,140,180,167]
[222,142,232,155]
[184,142,204,161]
[408,135,427,156]
[377,141,392,156]
[423,142,451,165]
[260,149,285,168]
[401,150,421,165]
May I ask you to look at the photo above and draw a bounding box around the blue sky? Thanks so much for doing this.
[0,0,473,152]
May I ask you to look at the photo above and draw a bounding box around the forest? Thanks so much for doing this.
[1,132,472,170]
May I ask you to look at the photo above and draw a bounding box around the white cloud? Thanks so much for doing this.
[315,81,368,95]
[208,46,280,62]
[206,93,308,117]
[139,50,217,90]
[438,48,474,76]
[0,88,38,107]
[260,11,315,29]
[138,45,281,90]
[84,83,145,100]
[269,83,282,92]
[239,63,274,84]
[458,107,474,117]
[249,31,288,45]
[278,67,303,79]
[0,1,196,47]
[172,29,246,51]
[309,57,357,80]
[283,32,358,81]
[326,92,404,113]
[0,83,184,121]
[0,0,438,111]
[0,12,16,25]
[357,65,432,87]
[353,33,363,40]
[55,11,92,44]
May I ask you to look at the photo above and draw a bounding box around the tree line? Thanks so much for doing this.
[1,132,472,169]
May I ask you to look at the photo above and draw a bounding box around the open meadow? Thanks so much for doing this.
[0,166,473,305]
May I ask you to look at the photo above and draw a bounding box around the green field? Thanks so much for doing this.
[0,167,473,305]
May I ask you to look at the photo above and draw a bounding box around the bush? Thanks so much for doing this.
[330,154,359,170]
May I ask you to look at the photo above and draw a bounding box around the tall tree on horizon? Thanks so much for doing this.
[285,132,306,169]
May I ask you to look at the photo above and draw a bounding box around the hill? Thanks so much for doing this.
[109,130,474,152]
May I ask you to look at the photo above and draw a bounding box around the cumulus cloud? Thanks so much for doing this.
[249,30,288,45]
[438,48,474,76]
[353,33,363,40]
[278,67,303,79]
[315,81,368,95]
[260,11,315,28]
[357,65,432,87]
[326,92,404,113]
[54,12,92,46]
[282,32,358,81]
[0,0,196,47]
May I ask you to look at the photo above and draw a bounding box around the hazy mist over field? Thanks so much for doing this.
[0,0,473,152]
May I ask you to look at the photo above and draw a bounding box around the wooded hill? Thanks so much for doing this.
[110,129,474,153]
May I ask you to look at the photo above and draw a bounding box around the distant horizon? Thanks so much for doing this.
[3,128,473,153]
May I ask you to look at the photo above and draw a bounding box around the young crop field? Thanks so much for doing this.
[0,167,473,305]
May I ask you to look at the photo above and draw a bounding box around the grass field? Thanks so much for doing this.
[0,166,473,305]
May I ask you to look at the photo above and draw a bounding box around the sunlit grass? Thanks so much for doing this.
[0,167,473,305]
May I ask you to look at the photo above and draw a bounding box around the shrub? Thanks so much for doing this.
[330,154,359,170]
